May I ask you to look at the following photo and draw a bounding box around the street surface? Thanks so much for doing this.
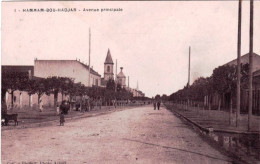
[2,105,233,164]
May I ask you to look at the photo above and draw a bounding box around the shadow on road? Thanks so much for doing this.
[122,138,233,163]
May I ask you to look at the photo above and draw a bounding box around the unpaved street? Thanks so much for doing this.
[2,105,232,164]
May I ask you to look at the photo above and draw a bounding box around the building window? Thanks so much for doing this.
[107,66,110,72]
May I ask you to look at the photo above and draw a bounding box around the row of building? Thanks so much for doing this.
[2,49,145,109]
[205,53,260,113]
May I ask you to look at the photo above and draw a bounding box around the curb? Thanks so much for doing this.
[166,105,259,136]
[2,105,143,131]
[165,105,257,164]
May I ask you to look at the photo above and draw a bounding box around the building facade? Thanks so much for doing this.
[34,59,101,87]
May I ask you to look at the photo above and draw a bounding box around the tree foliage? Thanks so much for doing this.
[169,63,249,103]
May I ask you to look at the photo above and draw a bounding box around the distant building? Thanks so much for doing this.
[1,65,57,109]
[225,53,260,72]
[101,49,145,97]
[117,67,126,88]
[2,65,34,79]
[2,58,102,109]
[34,59,101,87]
[103,49,114,81]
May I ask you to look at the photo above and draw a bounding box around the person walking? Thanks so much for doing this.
[153,101,156,110]
[59,111,65,126]
[39,97,43,112]
[56,104,60,115]
[157,101,161,110]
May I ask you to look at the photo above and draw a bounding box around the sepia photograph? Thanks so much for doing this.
[1,1,260,163]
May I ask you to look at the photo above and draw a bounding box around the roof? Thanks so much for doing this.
[78,62,101,77]
[117,67,126,78]
[225,53,260,72]
[104,49,114,64]
[2,65,34,76]
[35,59,101,77]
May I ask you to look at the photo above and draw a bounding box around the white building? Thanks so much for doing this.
[34,59,101,87]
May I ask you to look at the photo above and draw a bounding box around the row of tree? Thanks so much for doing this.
[169,63,249,111]
[1,71,134,108]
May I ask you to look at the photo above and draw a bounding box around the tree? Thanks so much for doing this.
[106,79,115,91]
[1,71,28,107]
[32,78,51,110]
[155,94,161,100]
[161,94,169,101]
[45,76,74,108]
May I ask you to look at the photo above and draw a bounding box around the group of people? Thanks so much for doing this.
[153,101,161,110]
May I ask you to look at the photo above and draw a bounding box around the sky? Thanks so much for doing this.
[2,1,260,98]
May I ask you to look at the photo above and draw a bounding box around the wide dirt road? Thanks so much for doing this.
[2,105,233,164]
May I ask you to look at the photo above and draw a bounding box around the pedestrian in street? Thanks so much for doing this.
[157,101,161,110]
[56,104,60,115]
[39,97,43,112]
[153,101,156,110]
[59,111,65,126]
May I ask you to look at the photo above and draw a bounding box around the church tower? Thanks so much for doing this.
[104,49,114,81]
[117,67,126,87]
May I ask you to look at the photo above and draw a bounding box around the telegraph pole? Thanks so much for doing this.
[236,0,242,127]
[128,76,129,88]
[88,28,91,87]
[115,59,117,92]
[188,46,191,87]
[187,46,191,108]
[248,0,253,131]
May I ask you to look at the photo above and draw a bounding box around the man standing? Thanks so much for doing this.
[157,101,161,110]
[39,97,43,112]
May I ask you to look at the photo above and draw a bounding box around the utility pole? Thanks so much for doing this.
[187,46,191,108]
[236,0,242,127]
[188,46,191,87]
[115,59,117,92]
[88,28,91,87]
[248,0,253,131]
[128,76,129,88]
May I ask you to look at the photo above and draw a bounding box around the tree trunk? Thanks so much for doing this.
[218,95,221,111]
[1,89,7,103]
[11,90,14,108]
[229,92,233,126]
[19,92,22,108]
[61,91,64,101]
[209,95,211,110]
[29,94,32,108]
[54,90,58,109]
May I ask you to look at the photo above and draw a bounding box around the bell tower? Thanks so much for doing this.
[104,49,114,81]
